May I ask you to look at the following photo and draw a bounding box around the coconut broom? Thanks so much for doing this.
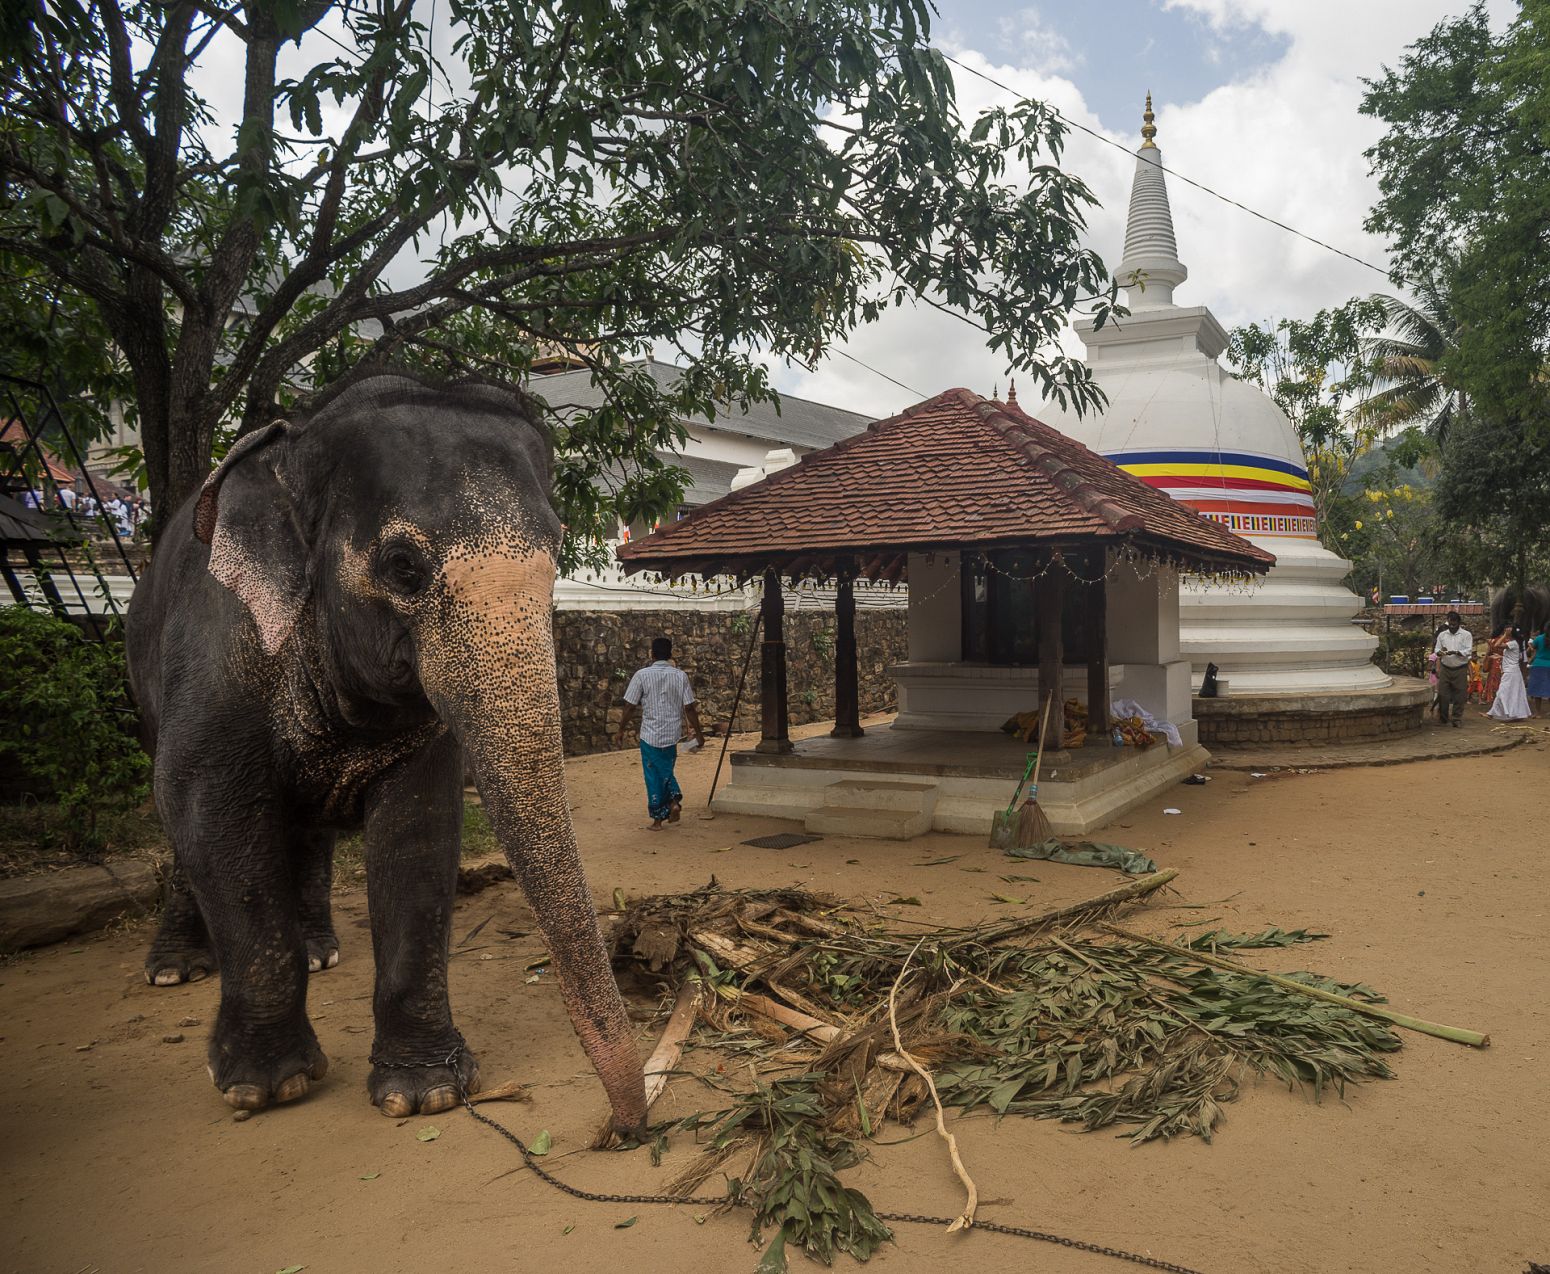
[1007,693,1054,850]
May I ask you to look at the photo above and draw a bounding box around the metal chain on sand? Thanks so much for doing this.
[460,1094,1204,1274]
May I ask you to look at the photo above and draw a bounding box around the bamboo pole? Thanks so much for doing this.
[720,986,914,1074]
[1101,924,1490,1049]
[975,868,1179,946]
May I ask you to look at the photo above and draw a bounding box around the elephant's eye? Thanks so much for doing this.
[379,543,428,596]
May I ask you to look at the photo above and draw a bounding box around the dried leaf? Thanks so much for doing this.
[415,1126,441,1142]
[529,1129,552,1156]
[358,1172,380,1181]
[614,1215,638,1229]
[562,1224,575,1235]
[884,896,921,906]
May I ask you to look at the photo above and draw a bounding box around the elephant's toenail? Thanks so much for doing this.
[223,1083,266,1110]
[153,969,183,986]
[274,1073,310,1103]
[324,950,339,969]
[308,957,322,973]
[186,968,208,982]
[420,1086,457,1115]
[380,1092,413,1117]
[310,1055,330,1081]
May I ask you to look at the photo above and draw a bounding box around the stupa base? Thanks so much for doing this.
[1193,679,1431,747]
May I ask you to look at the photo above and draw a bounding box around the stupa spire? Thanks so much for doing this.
[1116,92,1187,309]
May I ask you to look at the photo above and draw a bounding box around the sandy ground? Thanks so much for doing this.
[2,713,1547,1274]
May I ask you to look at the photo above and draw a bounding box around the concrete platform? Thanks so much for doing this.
[1193,679,1431,746]
[717,726,1208,838]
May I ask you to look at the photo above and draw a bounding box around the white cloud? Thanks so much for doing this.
[774,0,1518,420]
[996,6,1083,76]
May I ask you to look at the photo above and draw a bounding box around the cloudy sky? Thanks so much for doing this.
[769,0,1517,417]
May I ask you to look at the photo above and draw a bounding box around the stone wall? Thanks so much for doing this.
[1193,683,1431,747]
[552,608,910,755]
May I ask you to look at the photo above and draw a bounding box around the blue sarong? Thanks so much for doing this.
[639,741,682,822]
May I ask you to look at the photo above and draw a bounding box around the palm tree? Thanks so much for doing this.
[1359,281,1466,444]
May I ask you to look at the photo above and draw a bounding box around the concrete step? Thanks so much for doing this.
[818,778,939,814]
[805,804,934,840]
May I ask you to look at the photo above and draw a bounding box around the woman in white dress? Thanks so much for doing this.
[1486,628,1532,721]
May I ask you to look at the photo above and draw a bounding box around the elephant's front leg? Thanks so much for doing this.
[364,735,480,1116]
[160,780,327,1110]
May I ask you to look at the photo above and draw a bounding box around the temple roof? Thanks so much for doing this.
[615,388,1275,578]
[531,358,871,451]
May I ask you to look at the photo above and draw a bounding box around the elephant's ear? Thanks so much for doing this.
[193,421,309,656]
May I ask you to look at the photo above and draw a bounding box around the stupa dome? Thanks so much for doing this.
[1038,96,1387,694]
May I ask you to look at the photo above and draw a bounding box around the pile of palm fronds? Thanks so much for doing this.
[606,875,1478,1271]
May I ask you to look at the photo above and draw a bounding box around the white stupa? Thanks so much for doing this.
[1041,95,1388,694]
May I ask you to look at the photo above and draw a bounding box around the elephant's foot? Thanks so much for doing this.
[210,1025,329,1111]
[144,940,218,986]
[305,932,340,974]
[368,1041,480,1117]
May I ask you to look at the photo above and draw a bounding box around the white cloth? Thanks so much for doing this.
[623,660,696,748]
[1433,626,1473,669]
[1487,641,1531,721]
[1109,697,1184,749]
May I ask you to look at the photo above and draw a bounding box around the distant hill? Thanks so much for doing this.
[1343,434,1434,495]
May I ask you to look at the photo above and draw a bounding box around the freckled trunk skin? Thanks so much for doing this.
[420,547,647,1134]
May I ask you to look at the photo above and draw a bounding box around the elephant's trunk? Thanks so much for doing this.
[419,544,647,1135]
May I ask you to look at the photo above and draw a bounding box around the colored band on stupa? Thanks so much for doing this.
[1104,448,1318,539]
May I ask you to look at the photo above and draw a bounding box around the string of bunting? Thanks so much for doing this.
[623,543,1263,597]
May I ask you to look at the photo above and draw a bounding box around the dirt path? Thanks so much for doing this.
[2,716,1546,1274]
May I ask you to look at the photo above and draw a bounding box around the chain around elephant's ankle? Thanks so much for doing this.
[368,1035,467,1071]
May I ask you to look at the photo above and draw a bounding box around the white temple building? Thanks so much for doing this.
[1040,97,1389,696]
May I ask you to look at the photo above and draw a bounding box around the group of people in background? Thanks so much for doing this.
[20,485,150,539]
[1433,610,1550,722]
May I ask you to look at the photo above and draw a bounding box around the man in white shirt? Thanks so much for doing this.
[618,637,705,829]
[1432,610,1472,727]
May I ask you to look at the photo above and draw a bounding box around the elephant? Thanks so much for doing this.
[125,371,647,1132]
[1490,584,1550,639]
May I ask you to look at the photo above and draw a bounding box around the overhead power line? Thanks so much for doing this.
[939,53,1396,282]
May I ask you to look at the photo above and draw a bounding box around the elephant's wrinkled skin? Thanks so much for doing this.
[126,374,647,1130]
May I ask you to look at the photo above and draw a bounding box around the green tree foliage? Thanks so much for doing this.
[1433,409,1550,598]
[1226,299,1386,545]
[0,608,150,852]
[1361,1,1550,429]
[0,1,1118,564]
[0,249,137,471]
[1358,280,1466,445]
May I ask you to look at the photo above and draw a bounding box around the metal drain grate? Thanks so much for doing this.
[740,832,823,850]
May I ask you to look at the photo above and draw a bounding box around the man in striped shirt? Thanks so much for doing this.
[618,637,705,829]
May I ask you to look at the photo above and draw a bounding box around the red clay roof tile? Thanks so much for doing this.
[616,388,1274,574]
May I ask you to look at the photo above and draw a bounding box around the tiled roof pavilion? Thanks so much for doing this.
[616,388,1275,579]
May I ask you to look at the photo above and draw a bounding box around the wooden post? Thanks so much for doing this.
[1036,558,1064,752]
[756,568,793,753]
[831,564,864,738]
[1085,559,1109,747]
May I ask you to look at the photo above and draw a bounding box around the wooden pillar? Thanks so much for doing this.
[831,565,864,738]
[756,568,792,753]
[1085,564,1109,747]
[1036,560,1064,752]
